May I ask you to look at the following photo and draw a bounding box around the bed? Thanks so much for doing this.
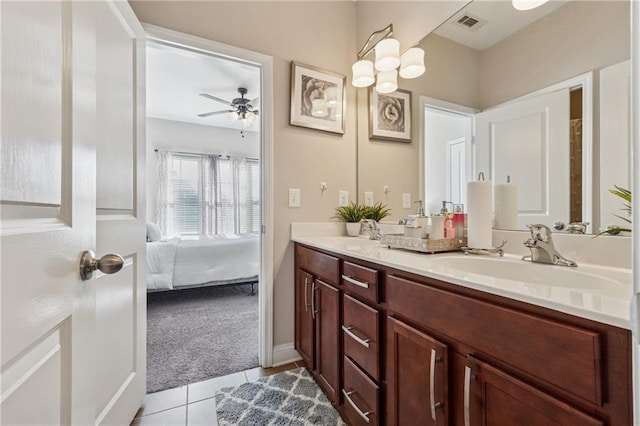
[146,233,259,292]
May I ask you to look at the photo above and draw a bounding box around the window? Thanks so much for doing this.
[158,151,260,237]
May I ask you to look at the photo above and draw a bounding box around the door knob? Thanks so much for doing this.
[79,250,124,281]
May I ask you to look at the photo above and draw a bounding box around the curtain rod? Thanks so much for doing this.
[153,149,259,162]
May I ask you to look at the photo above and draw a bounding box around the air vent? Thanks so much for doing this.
[453,12,487,32]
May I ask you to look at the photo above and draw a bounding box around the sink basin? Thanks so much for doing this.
[427,255,629,291]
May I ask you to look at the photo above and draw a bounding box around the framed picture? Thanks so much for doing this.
[290,61,345,134]
[369,88,412,142]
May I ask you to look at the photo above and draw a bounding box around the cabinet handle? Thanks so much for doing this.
[464,366,475,426]
[304,277,310,312]
[311,280,317,320]
[342,274,370,289]
[342,389,371,423]
[342,325,371,348]
[430,348,442,421]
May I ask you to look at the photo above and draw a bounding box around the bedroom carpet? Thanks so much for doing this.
[215,367,346,425]
[147,284,259,393]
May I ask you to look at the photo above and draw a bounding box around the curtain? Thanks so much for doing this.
[155,150,174,236]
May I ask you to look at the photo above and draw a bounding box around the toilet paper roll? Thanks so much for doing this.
[467,180,493,249]
[494,182,518,230]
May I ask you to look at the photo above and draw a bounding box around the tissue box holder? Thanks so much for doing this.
[380,234,466,254]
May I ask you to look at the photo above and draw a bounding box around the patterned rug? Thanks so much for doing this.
[215,367,346,425]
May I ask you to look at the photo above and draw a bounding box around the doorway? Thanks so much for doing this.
[143,26,274,393]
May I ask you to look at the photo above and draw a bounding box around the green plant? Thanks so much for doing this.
[334,202,369,223]
[365,202,391,222]
[599,185,632,235]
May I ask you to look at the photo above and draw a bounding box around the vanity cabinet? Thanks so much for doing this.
[293,243,632,425]
[294,245,340,403]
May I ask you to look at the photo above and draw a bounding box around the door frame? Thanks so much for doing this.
[142,24,275,367]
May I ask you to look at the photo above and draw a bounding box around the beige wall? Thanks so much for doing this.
[130,1,358,350]
[481,0,630,108]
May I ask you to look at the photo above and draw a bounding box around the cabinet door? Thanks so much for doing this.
[386,317,448,426]
[463,356,603,426]
[295,269,315,369]
[315,279,340,404]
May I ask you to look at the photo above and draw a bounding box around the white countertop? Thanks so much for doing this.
[292,235,633,330]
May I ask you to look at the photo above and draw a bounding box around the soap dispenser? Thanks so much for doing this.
[414,200,430,238]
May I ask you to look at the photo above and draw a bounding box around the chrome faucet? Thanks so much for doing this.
[522,224,577,267]
[361,219,381,240]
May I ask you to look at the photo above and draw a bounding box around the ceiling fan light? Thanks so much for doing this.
[375,38,400,72]
[352,60,375,87]
[375,69,398,94]
[512,0,550,11]
[399,48,425,79]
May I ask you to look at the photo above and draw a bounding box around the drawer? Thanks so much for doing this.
[343,294,380,381]
[342,261,379,304]
[386,274,603,406]
[343,356,379,426]
[296,245,339,285]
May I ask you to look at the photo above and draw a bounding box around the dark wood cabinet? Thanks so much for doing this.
[294,245,340,404]
[386,316,448,426]
[315,279,340,403]
[294,243,632,425]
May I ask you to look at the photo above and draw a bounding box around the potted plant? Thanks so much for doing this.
[365,202,391,222]
[602,185,632,235]
[334,202,368,236]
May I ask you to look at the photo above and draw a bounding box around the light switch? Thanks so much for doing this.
[289,188,301,207]
[364,192,374,206]
[338,190,349,207]
[402,193,411,208]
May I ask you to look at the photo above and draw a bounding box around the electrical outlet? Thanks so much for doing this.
[289,188,301,208]
[364,192,374,206]
[403,193,411,208]
[338,190,349,207]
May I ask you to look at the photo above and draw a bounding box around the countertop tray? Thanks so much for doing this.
[380,234,466,254]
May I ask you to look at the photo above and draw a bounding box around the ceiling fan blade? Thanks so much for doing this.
[198,110,233,118]
[199,93,232,105]
[250,96,260,105]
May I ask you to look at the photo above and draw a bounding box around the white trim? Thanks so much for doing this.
[141,24,275,368]
[630,1,639,424]
[271,344,302,367]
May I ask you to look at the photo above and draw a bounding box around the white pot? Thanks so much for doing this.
[346,222,361,237]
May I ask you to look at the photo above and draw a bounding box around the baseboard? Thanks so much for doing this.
[272,343,302,367]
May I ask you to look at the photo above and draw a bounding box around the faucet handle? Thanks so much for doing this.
[525,224,553,242]
[567,222,589,234]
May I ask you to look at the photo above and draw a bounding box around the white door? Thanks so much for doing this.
[93,2,146,425]
[1,2,145,425]
[475,89,570,228]
[446,137,467,205]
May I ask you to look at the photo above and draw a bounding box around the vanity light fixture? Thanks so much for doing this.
[512,0,550,11]
[352,24,425,93]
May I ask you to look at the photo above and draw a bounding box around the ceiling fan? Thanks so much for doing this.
[198,87,259,122]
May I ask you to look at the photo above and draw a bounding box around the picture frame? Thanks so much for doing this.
[290,61,345,134]
[369,88,412,142]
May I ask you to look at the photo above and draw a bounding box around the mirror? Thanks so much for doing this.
[356,0,631,235]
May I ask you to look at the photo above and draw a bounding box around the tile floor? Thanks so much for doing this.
[130,362,302,426]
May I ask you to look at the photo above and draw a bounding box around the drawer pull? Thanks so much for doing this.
[429,348,442,421]
[464,366,476,426]
[342,325,371,348]
[304,278,310,312]
[342,274,370,289]
[342,389,371,423]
